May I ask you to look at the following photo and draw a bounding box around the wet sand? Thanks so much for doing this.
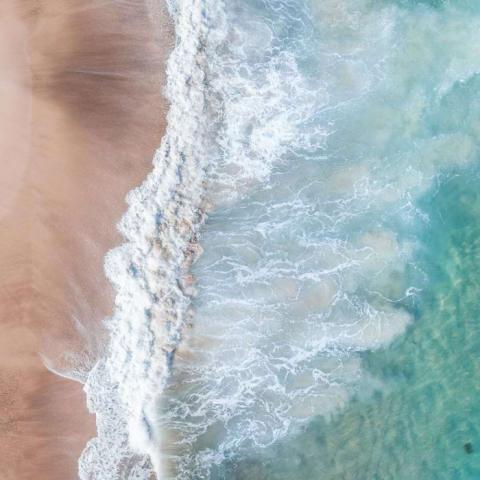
[0,1,171,479]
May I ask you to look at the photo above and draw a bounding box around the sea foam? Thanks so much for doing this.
[79,1,224,478]
[79,0,480,478]
[80,0,331,474]
[78,0,403,478]
[142,1,479,478]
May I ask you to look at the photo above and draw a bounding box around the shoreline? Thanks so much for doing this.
[0,1,172,479]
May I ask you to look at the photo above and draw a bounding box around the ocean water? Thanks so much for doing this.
[208,169,480,480]
[79,0,480,479]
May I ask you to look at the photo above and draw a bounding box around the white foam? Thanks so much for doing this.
[140,1,479,478]
[78,0,480,478]
[80,0,227,478]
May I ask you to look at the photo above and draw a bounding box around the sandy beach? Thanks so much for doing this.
[0,1,171,478]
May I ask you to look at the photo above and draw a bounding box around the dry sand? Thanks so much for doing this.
[0,1,171,478]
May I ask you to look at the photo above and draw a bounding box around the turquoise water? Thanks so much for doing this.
[149,0,480,478]
[213,169,480,479]
[79,0,480,478]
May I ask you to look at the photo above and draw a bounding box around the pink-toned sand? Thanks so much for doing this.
[0,2,171,478]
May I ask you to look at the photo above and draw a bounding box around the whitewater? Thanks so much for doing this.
[79,0,480,478]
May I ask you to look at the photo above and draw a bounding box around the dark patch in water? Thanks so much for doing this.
[155,212,163,229]
[141,410,154,442]
[166,348,176,370]
[464,442,474,454]
[128,263,139,277]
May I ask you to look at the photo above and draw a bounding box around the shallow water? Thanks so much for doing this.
[157,0,480,477]
[81,0,480,478]
[212,169,480,479]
